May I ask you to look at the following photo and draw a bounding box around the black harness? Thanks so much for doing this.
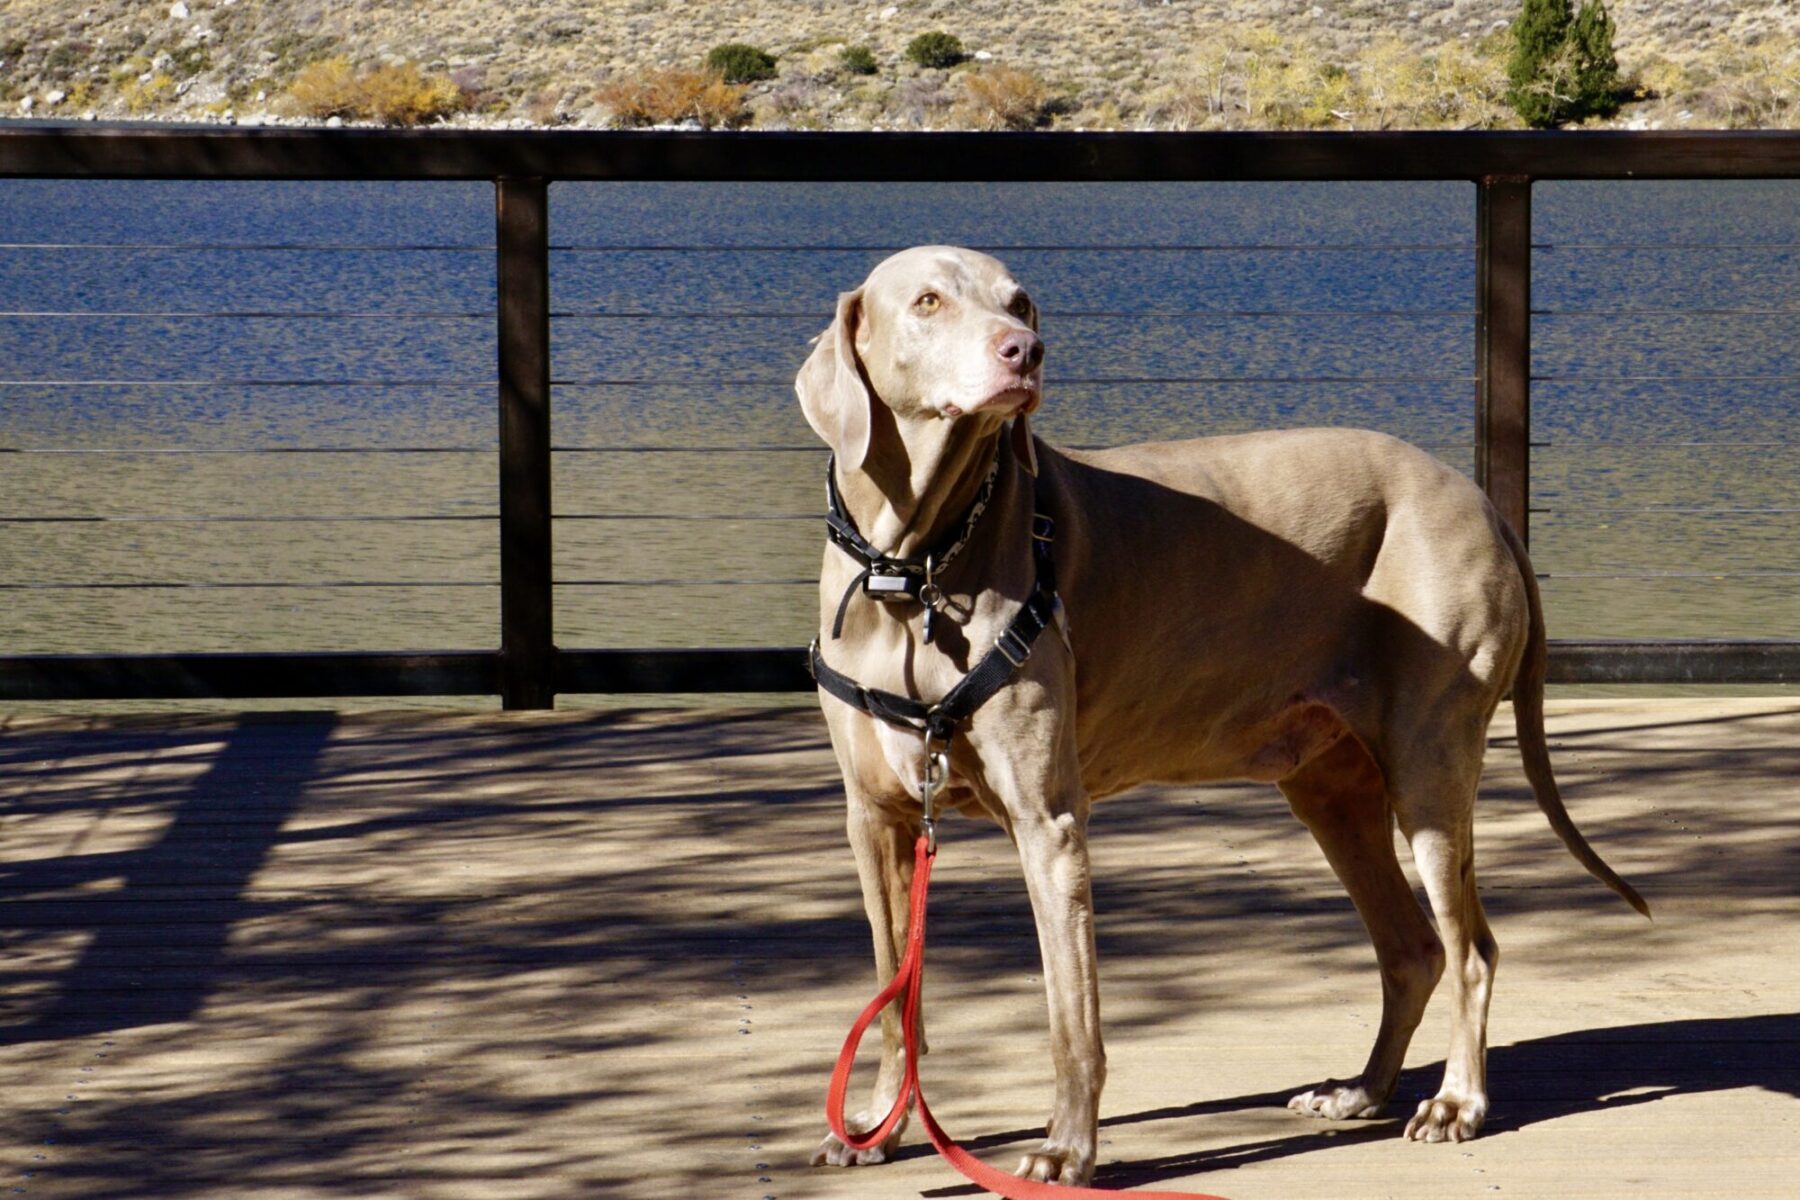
[808,444,1061,750]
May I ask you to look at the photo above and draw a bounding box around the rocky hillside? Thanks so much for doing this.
[2,0,1796,129]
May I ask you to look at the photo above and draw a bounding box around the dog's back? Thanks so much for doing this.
[1041,427,1528,793]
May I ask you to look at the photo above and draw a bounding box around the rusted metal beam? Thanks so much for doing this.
[496,177,555,710]
[1476,175,1532,544]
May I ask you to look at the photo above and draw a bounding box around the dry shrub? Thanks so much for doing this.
[1173,26,1348,129]
[121,72,175,114]
[1164,26,1511,130]
[1424,40,1512,125]
[959,66,1057,130]
[1361,36,1509,128]
[357,63,463,124]
[287,57,463,124]
[1629,54,1689,102]
[1684,37,1800,128]
[884,75,956,128]
[287,57,361,118]
[760,77,832,129]
[594,68,747,128]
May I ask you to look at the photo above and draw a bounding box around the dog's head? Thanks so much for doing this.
[796,246,1043,473]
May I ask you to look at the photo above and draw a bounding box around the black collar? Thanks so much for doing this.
[822,443,1002,641]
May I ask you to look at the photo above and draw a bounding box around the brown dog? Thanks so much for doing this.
[802,246,1646,1186]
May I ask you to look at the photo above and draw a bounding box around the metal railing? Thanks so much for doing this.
[2,125,1798,704]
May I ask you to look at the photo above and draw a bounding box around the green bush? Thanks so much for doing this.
[1506,0,1620,126]
[839,44,878,76]
[1570,0,1621,117]
[905,31,966,70]
[704,42,777,84]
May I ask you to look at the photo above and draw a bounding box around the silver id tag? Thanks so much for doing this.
[864,573,914,600]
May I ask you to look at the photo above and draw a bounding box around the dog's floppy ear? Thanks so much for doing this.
[1010,412,1038,476]
[796,288,875,469]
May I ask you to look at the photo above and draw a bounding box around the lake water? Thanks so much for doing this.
[1,177,1795,680]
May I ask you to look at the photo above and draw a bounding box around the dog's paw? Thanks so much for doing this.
[1403,1092,1487,1143]
[1287,1078,1387,1120]
[1016,1139,1096,1187]
[811,1112,904,1168]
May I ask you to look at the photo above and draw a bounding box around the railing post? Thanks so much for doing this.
[496,177,555,709]
[1475,174,1532,545]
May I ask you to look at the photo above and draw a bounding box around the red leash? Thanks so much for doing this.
[826,834,1231,1200]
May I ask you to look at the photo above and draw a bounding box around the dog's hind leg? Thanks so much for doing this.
[812,792,920,1168]
[1390,742,1499,1143]
[1281,731,1445,1121]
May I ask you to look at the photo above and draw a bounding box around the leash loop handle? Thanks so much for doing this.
[825,836,934,1153]
[826,835,1234,1200]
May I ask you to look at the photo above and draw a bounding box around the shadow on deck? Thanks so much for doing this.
[1,699,1796,1199]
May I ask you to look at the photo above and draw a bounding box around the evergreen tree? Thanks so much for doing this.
[1507,0,1573,126]
[1507,0,1621,126]
[1570,0,1622,118]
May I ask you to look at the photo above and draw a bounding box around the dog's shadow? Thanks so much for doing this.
[916,1011,1800,1194]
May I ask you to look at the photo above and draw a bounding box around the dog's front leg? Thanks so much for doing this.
[813,790,917,1168]
[1009,774,1105,1186]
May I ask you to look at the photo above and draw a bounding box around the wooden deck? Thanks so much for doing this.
[1,698,1796,1199]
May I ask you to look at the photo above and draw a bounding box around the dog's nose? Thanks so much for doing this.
[994,329,1044,373]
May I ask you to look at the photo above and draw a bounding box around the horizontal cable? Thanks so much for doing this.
[0,443,1473,457]
[0,446,491,455]
[1531,506,1800,515]
[10,305,1789,320]
[0,241,1472,254]
[0,376,1481,389]
[552,444,820,453]
[553,513,812,521]
[0,581,496,590]
[0,310,493,320]
[1535,441,1798,448]
[547,242,1471,253]
[1538,571,1800,580]
[1533,374,1800,383]
[550,374,1475,386]
[0,379,493,388]
[0,308,1471,320]
[548,308,1472,320]
[555,578,814,587]
[0,514,494,524]
[0,242,491,252]
[550,441,1474,453]
[8,239,1792,254]
[1534,242,1800,251]
[1534,307,1800,317]
[14,575,1785,590]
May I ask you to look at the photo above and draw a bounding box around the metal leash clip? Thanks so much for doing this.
[917,745,950,852]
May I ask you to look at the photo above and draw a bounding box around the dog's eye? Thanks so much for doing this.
[914,292,941,315]
[1009,292,1033,319]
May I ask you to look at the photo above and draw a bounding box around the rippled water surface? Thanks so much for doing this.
[0,177,1794,661]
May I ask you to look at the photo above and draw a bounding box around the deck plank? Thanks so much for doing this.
[1,699,1796,1199]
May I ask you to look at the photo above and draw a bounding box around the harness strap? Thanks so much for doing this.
[809,508,1057,746]
[827,834,1233,1200]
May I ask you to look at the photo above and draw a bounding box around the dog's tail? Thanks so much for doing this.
[1503,520,1651,918]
